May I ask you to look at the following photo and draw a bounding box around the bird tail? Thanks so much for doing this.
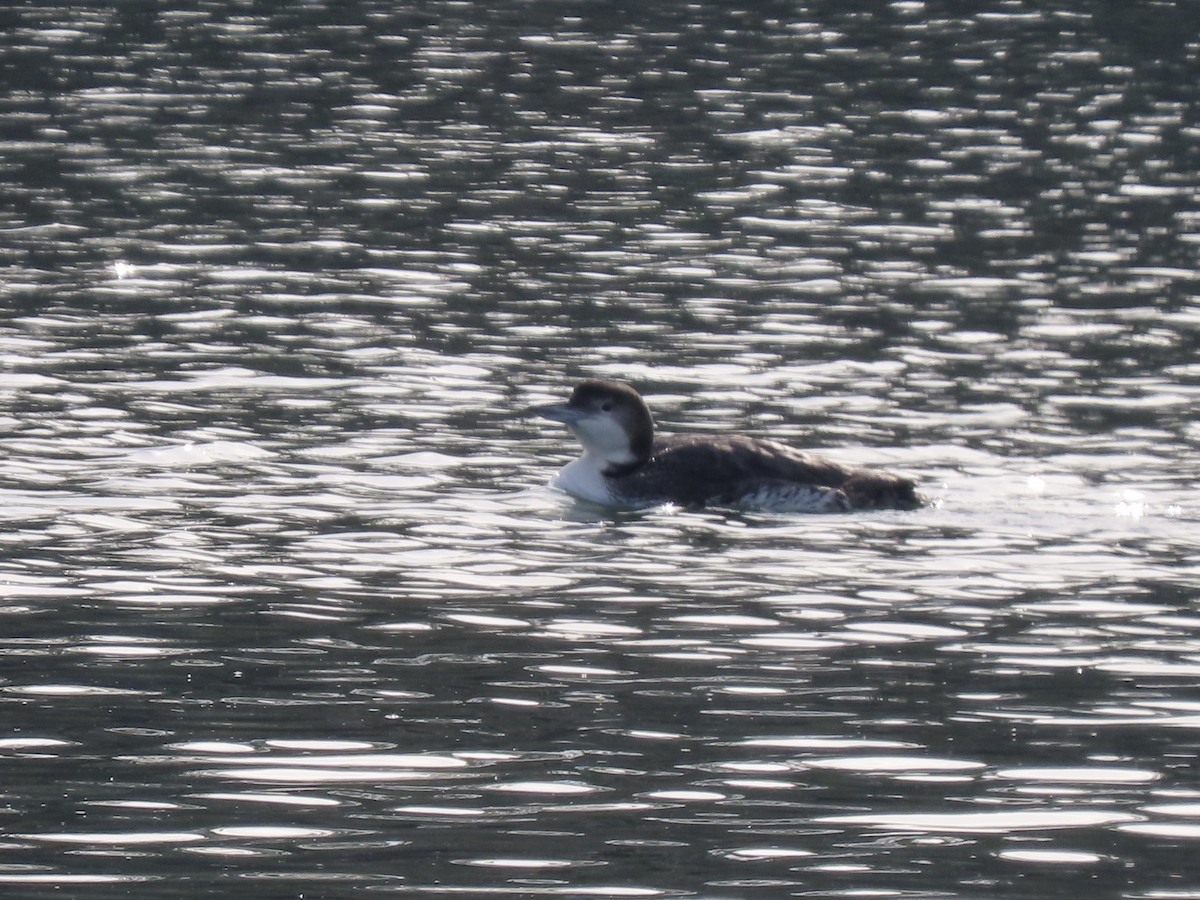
[843,473,924,510]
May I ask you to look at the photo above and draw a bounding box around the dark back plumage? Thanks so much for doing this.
[611,433,921,510]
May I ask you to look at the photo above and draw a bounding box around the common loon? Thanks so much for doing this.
[531,380,922,512]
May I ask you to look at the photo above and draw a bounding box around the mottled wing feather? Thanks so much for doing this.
[726,480,852,513]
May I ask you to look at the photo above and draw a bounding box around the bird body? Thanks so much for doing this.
[533,380,922,513]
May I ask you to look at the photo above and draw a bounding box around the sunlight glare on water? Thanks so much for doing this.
[0,1,1199,897]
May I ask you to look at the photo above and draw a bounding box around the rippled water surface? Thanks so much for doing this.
[2,1,1200,897]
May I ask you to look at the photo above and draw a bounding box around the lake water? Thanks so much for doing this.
[2,2,1199,897]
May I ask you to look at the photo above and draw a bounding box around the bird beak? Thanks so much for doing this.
[528,402,587,424]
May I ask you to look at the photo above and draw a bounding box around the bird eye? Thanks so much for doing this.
[600,401,613,412]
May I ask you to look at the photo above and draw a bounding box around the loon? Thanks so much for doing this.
[531,380,922,513]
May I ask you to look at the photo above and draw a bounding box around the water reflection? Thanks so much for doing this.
[2,0,1200,897]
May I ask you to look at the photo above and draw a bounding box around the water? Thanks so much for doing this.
[1,1,1199,897]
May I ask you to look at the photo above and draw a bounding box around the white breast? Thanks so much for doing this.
[552,456,615,505]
